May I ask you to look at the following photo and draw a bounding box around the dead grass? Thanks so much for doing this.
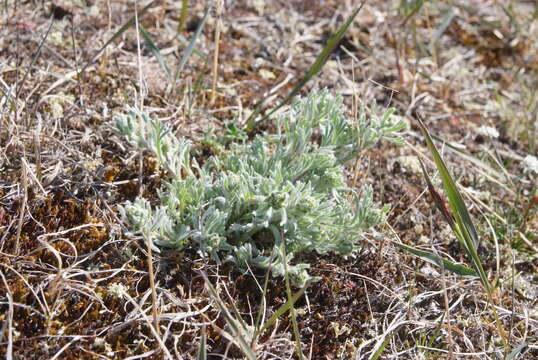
[0,0,536,359]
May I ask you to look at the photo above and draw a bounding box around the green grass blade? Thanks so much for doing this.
[418,157,456,228]
[430,8,456,45]
[397,243,478,278]
[139,25,172,81]
[416,118,510,350]
[258,279,311,335]
[271,226,304,360]
[430,133,467,152]
[176,33,208,62]
[196,327,207,360]
[416,118,479,249]
[245,2,365,132]
[416,118,490,290]
[170,2,212,93]
[79,0,157,76]
[401,0,426,26]
[203,275,257,360]
[370,333,393,360]
[427,313,445,349]
[506,342,528,360]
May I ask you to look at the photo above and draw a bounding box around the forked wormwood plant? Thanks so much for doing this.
[114,90,404,285]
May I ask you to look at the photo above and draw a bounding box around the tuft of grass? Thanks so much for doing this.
[399,117,528,358]
[114,90,404,286]
[202,269,311,357]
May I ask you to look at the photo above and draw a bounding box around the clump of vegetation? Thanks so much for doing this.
[114,90,404,285]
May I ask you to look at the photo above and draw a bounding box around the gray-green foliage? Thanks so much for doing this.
[114,90,404,285]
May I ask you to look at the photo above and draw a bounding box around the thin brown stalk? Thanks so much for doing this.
[33,130,42,183]
[0,270,14,360]
[210,0,223,105]
[15,158,29,256]
[145,239,160,337]
[12,0,20,135]
[16,15,54,101]
[351,59,361,189]
[69,7,84,107]
[133,0,159,339]
[133,0,145,110]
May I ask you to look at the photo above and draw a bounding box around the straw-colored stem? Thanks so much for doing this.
[15,159,28,256]
[210,0,223,105]
[146,239,160,337]
[178,0,189,33]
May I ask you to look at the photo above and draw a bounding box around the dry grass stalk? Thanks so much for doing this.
[145,240,160,337]
[131,0,160,341]
[14,159,28,256]
[210,0,223,105]
[0,271,14,360]
[178,0,189,34]
[122,290,173,359]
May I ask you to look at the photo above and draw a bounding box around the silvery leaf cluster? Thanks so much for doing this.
[114,90,404,285]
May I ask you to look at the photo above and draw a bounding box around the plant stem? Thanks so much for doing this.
[210,0,222,105]
[178,0,189,33]
[146,237,160,337]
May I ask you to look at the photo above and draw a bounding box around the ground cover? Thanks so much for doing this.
[0,0,536,358]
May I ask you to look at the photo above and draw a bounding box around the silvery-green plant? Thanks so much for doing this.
[114,90,404,285]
